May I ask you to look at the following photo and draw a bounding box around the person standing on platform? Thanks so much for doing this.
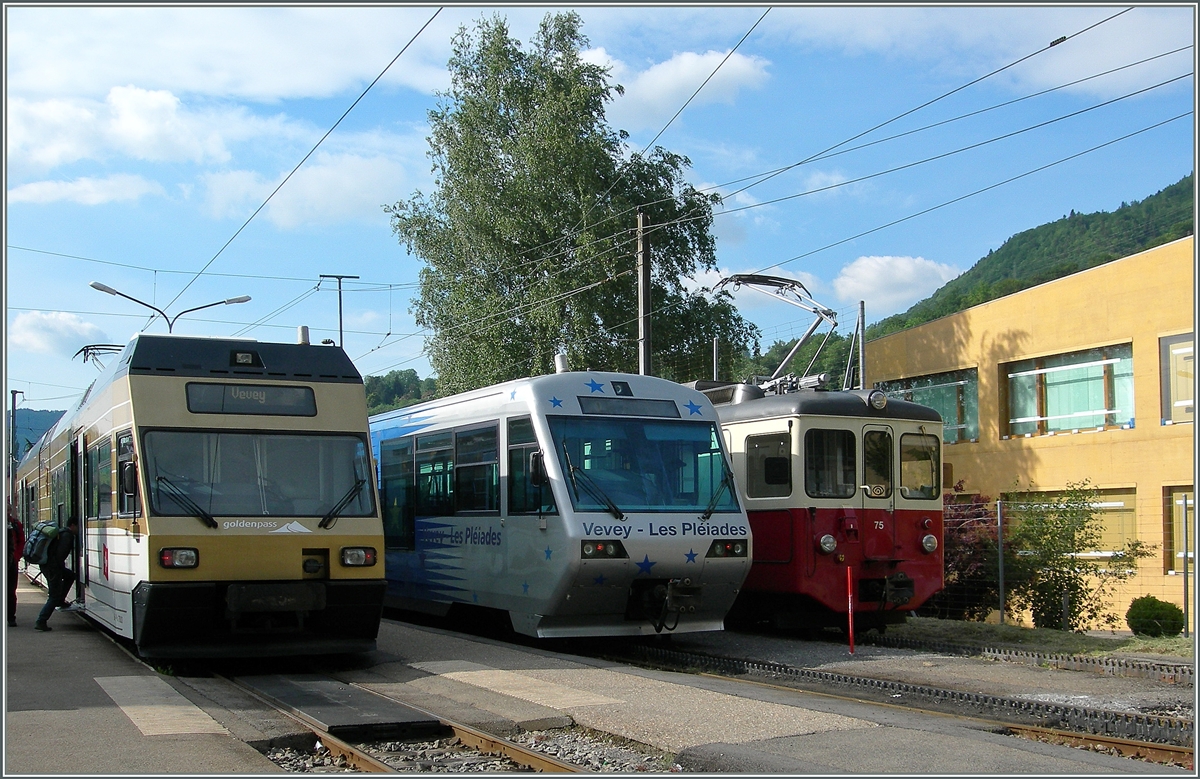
[33,516,77,632]
[7,505,24,627]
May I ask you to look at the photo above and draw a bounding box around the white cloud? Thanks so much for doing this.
[590,48,770,132]
[7,174,164,205]
[765,6,1194,99]
[6,7,460,102]
[9,312,109,355]
[8,87,299,172]
[202,147,414,228]
[832,255,962,317]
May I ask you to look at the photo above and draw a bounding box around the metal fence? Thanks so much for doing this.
[917,499,1193,633]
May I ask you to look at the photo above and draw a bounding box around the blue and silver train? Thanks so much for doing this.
[368,370,752,637]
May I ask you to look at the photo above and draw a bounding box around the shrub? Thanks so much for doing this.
[1125,595,1185,637]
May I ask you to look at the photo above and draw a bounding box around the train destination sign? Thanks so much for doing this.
[186,382,317,416]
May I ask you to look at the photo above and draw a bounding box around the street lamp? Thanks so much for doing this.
[89,282,250,333]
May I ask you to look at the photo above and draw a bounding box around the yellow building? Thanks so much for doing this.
[866,236,1195,629]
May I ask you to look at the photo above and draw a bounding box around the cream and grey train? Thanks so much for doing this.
[369,370,752,638]
[14,333,386,658]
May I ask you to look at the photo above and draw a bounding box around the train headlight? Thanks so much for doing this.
[818,534,837,554]
[921,534,939,553]
[705,539,748,558]
[581,540,628,559]
[341,547,377,566]
[867,390,888,410]
[159,548,198,568]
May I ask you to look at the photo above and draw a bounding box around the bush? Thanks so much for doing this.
[1125,595,1185,637]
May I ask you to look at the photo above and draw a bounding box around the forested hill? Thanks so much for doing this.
[868,173,1194,340]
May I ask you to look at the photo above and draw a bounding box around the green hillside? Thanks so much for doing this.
[869,173,1194,339]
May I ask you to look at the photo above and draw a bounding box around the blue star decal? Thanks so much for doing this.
[685,549,698,563]
[685,400,703,416]
[586,379,605,393]
[593,574,607,585]
[510,390,517,400]
[522,581,530,594]
[635,554,657,575]
[549,396,563,408]
[545,546,553,560]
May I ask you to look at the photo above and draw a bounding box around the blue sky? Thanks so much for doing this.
[5,5,1195,412]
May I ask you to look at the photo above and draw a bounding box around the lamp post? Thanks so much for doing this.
[89,282,250,333]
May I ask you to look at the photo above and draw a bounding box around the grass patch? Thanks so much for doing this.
[887,616,1195,659]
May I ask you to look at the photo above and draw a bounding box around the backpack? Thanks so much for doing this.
[23,520,59,566]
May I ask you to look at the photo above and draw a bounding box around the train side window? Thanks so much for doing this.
[416,432,454,516]
[508,416,557,515]
[86,437,113,520]
[745,433,791,498]
[899,433,940,499]
[863,430,892,498]
[804,429,856,498]
[380,437,415,549]
[116,430,140,517]
[455,425,499,513]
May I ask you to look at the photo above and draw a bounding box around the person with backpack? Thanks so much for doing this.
[7,505,24,627]
[34,516,77,632]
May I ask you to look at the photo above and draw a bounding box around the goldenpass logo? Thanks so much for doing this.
[222,519,279,530]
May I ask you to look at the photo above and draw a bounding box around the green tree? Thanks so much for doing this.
[1005,480,1154,631]
[365,369,437,416]
[386,12,756,393]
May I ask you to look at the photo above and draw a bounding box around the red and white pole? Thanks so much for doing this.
[846,565,855,654]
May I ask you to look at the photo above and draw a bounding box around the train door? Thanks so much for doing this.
[73,435,87,596]
[860,425,895,560]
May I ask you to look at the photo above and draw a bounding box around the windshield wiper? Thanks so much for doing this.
[562,444,624,521]
[319,479,366,529]
[155,475,218,529]
[699,466,734,522]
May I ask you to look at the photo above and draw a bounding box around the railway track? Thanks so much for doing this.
[601,642,1194,767]
[219,672,585,773]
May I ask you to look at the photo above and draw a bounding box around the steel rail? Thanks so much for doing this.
[220,671,584,774]
[611,644,1194,750]
[690,667,1193,769]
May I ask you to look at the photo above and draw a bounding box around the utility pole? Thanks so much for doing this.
[9,390,23,507]
[320,274,359,348]
[857,301,866,390]
[636,211,651,376]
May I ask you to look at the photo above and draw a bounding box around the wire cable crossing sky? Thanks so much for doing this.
[5,5,1194,409]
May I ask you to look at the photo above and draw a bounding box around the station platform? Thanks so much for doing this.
[4,575,285,775]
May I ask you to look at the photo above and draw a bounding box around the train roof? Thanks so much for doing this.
[708,385,942,424]
[369,370,715,427]
[125,334,362,383]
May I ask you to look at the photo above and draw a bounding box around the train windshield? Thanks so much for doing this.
[547,416,738,514]
[143,430,374,518]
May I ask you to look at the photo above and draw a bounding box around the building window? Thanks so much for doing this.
[1006,488,1138,558]
[1160,334,1194,425]
[1003,344,1133,437]
[877,368,978,443]
[1165,488,1194,574]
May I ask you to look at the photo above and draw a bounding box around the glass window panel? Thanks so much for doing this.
[508,416,537,446]
[745,433,791,498]
[380,437,415,549]
[416,447,454,516]
[547,417,737,513]
[1169,489,1194,574]
[143,431,373,518]
[863,430,892,497]
[899,433,940,500]
[877,368,978,443]
[1161,334,1194,424]
[804,429,856,499]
